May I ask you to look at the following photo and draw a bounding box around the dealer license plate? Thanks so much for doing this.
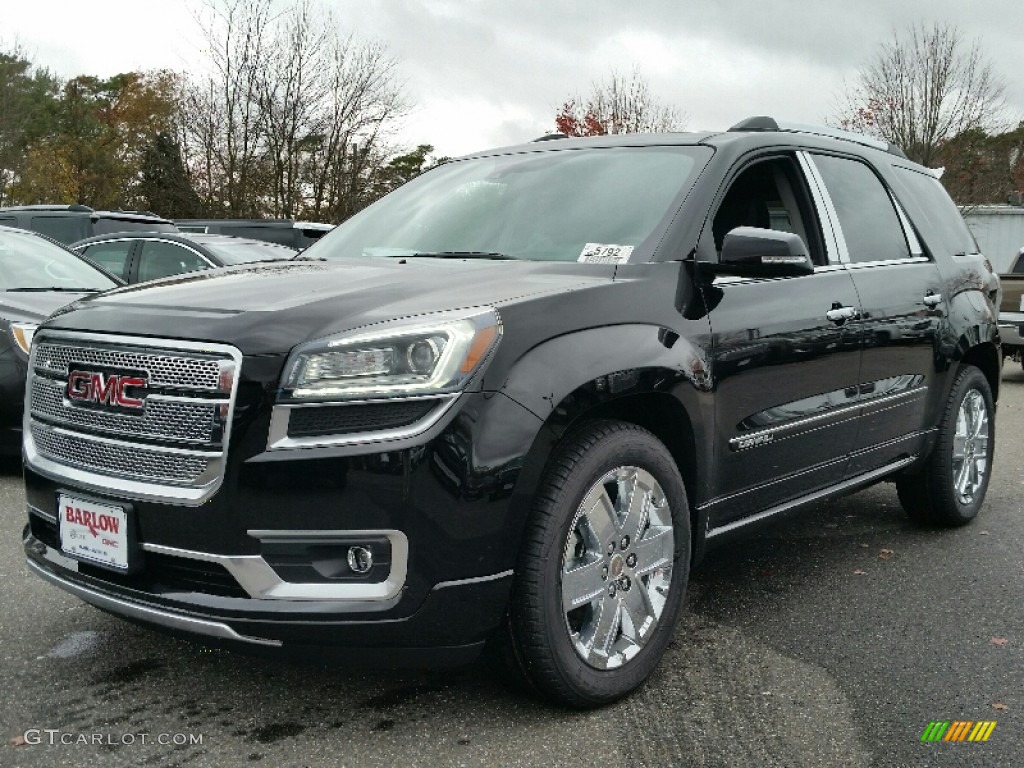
[58,494,129,570]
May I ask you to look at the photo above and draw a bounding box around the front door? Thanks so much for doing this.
[701,154,864,527]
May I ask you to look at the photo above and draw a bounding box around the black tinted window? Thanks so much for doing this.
[80,241,134,281]
[137,241,209,282]
[812,155,909,263]
[892,168,979,257]
[94,219,176,236]
[30,216,88,244]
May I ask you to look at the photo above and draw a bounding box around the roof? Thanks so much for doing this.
[456,117,909,164]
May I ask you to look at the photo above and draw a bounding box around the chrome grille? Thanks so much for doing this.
[33,342,222,389]
[25,331,242,504]
[31,424,211,484]
[31,378,218,443]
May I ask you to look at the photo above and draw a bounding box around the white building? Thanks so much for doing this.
[961,206,1024,273]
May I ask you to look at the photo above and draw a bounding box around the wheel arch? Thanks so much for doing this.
[957,341,1000,403]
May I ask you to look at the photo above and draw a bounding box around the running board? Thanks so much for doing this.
[705,456,917,539]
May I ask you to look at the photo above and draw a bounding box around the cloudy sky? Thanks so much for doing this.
[3,0,1022,158]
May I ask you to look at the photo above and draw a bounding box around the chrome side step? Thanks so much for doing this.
[706,456,916,539]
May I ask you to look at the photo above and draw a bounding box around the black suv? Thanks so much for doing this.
[0,204,176,244]
[21,118,1001,707]
[174,219,333,250]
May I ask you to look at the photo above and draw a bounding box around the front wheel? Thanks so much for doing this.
[896,365,995,526]
[505,420,690,708]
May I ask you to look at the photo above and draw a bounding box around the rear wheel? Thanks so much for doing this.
[896,365,994,526]
[504,420,690,708]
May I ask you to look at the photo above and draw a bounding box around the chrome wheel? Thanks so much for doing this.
[952,389,990,505]
[561,466,674,670]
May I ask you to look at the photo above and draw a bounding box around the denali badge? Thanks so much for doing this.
[66,366,148,412]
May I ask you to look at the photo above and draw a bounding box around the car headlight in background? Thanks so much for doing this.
[282,309,502,400]
[10,322,39,354]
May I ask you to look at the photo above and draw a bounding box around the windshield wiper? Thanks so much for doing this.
[5,287,100,292]
[406,251,514,260]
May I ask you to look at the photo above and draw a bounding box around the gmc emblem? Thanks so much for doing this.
[66,366,148,412]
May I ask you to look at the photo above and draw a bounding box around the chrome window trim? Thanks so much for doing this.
[845,256,930,269]
[26,559,281,646]
[797,151,848,264]
[891,196,924,255]
[144,528,409,601]
[266,393,460,451]
[24,330,242,506]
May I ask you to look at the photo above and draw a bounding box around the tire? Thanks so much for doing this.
[504,420,691,708]
[896,365,995,526]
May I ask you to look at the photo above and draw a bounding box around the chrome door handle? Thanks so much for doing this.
[923,293,943,307]
[826,306,858,323]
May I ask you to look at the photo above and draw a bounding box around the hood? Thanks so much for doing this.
[42,259,616,355]
[0,291,95,324]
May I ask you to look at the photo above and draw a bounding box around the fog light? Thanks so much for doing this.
[347,546,373,574]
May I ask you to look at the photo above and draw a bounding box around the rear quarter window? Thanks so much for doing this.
[30,215,88,244]
[891,168,978,258]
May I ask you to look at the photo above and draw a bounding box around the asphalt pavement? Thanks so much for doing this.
[2,365,1022,768]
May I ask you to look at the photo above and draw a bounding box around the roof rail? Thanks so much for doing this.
[533,132,568,142]
[727,116,908,159]
[0,203,95,213]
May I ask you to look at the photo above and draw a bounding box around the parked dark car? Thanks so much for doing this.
[997,247,1024,368]
[0,205,176,245]
[174,219,333,250]
[70,233,297,283]
[0,225,121,454]
[22,119,1000,708]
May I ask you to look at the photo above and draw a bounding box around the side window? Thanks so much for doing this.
[0,216,17,228]
[80,241,133,281]
[712,156,825,265]
[890,167,977,258]
[811,155,910,263]
[137,241,210,282]
[30,216,88,244]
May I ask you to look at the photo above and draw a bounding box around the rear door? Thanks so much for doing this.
[703,153,864,528]
[806,153,943,476]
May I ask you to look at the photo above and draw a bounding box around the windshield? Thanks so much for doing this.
[315,145,711,263]
[0,229,119,291]
[201,239,298,265]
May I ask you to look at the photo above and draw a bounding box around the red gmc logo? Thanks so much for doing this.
[67,370,147,410]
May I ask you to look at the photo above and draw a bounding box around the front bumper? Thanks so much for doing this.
[998,311,1024,349]
[23,389,544,659]
[24,527,512,663]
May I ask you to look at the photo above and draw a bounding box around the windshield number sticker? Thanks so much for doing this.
[578,243,633,264]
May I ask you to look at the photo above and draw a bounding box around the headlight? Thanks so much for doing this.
[282,309,502,400]
[10,322,39,355]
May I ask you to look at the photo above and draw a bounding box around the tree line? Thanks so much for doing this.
[0,0,437,222]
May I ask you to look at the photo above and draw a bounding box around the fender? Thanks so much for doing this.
[484,323,715,563]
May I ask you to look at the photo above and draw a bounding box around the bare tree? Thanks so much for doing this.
[180,0,407,221]
[835,22,1009,166]
[183,0,274,216]
[556,69,685,136]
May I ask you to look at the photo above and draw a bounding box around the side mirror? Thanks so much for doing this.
[714,227,814,278]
